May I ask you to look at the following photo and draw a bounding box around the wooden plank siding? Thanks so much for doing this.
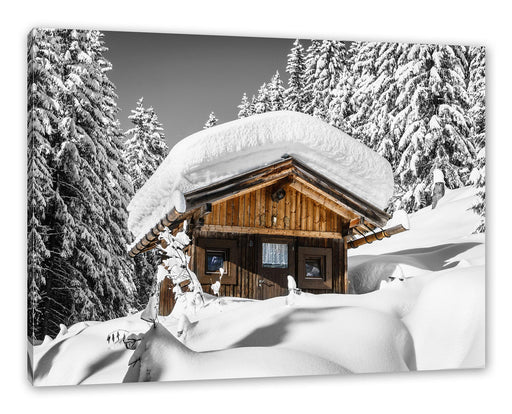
[187,183,349,305]
[192,231,347,302]
[203,184,344,235]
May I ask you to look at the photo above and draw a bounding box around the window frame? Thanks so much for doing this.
[196,238,238,285]
[297,246,332,289]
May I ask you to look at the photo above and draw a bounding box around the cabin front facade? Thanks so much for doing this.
[128,155,405,315]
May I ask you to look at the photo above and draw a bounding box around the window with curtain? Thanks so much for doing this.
[262,242,288,268]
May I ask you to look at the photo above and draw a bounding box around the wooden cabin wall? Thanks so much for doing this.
[194,230,347,300]
[203,185,344,234]
[158,184,349,314]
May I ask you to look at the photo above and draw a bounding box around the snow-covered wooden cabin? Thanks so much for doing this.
[127,111,406,315]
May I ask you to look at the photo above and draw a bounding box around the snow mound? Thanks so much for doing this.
[348,186,485,293]
[124,323,349,383]
[128,111,393,242]
[404,265,485,370]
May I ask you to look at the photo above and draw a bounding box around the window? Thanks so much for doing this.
[298,247,332,289]
[305,257,323,278]
[206,250,226,274]
[262,242,288,268]
[197,239,238,285]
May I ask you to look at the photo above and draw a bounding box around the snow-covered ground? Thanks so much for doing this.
[30,186,484,386]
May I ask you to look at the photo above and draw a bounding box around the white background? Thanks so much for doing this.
[2,1,509,413]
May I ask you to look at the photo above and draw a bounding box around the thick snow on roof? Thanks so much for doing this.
[128,111,394,241]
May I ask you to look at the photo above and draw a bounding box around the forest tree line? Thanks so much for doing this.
[231,40,485,223]
[28,29,167,339]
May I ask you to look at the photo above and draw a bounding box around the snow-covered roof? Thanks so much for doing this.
[128,111,394,243]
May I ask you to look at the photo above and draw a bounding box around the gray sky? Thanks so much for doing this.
[103,31,297,149]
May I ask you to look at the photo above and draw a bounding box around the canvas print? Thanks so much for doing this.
[27,29,486,386]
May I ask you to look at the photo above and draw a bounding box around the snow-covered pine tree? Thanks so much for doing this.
[253,82,270,114]
[204,111,219,129]
[303,40,346,121]
[27,29,61,340]
[327,42,362,133]
[237,92,253,118]
[124,97,169,306]
[284,39,306,112]
[302,40,323,116]
[327,68,353,132]
[467,46,486,232]
[32,29,137,337]
[267,70,285,111]
[392,44,474,212]
[346,42,381,146]
[366,42,406,163]
[124,98,168,192]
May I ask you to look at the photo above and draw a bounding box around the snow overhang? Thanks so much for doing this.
[128,156,391,257]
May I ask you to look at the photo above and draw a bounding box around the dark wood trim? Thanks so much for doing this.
[297,246,333,290]
[196,238,238,285]
[201,224,343,239]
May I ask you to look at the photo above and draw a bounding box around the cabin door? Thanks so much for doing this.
[257,236,295,300]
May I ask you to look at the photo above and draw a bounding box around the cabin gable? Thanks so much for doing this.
[201,182,348,239]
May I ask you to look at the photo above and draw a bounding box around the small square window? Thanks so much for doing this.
[298,247,332,290]
[206,250,226,274]
[262,242,288,268]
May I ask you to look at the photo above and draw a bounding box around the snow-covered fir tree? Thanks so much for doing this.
[302,40,323,116]
[27,29,137,337]
[303,40,346,120]
[267,71,285,111]
[327,68,353,132]
[284,39,306,112]
[327,42,361,133]
[253,82,270,114]
[467,46,486,232]
[391,44,474,212]
[237,92,253,118]
[204,111,219,129]
[365,42,406,163]
[27,29,60,340]
[346,42,381,146]
[124,97,169,307]
[124,98,168,191]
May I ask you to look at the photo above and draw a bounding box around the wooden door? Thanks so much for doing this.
[257,236,295,300]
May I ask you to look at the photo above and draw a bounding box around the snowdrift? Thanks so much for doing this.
[31,186,485,386]
[127,111,394,243]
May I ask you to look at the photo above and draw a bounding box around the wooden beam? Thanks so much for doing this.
[289,179,357,220]
[347,224,407,249]
[128,207,188,257]
[200,224,343,239]
[349,217,363,228]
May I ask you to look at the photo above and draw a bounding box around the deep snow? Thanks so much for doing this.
[127,111,394,244]
[30,186,484,386]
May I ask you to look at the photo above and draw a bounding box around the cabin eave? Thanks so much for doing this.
[128,156,392,258]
